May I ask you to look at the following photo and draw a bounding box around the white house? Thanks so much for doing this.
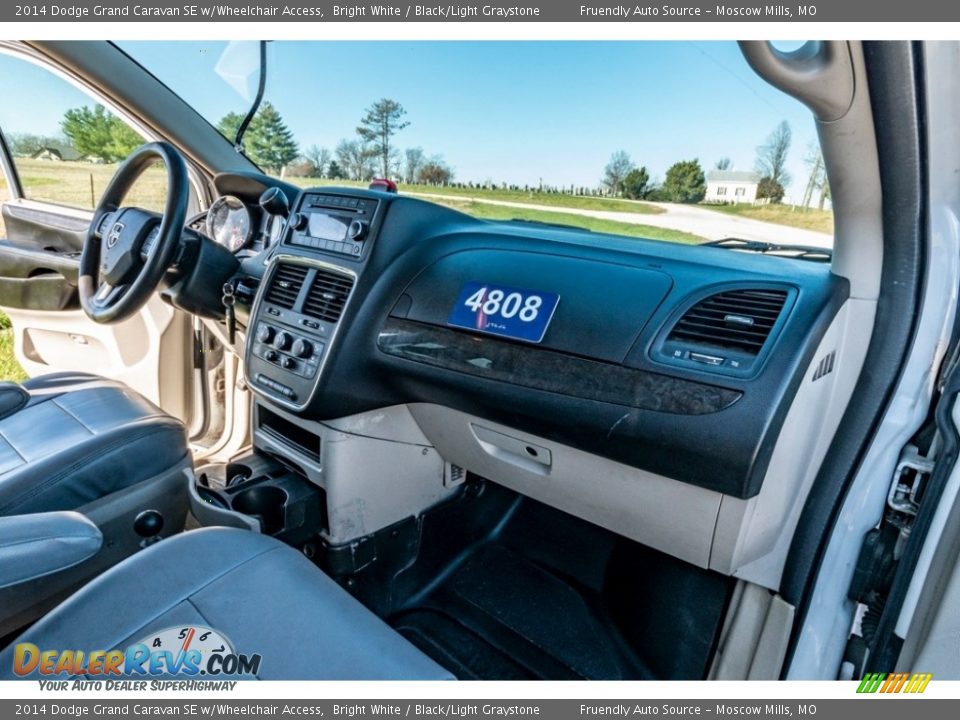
[704,170,761,204]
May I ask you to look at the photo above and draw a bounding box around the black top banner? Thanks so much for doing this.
[3,0,957,22]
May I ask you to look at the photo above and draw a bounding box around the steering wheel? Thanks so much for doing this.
[79,142,189,324]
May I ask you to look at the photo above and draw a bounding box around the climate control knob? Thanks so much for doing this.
[291,338,314,359]
[256,324,275,344]
[273,331,292,351]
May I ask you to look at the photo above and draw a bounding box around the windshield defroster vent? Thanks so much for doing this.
[303,269,354,324]
[264,264,309,310]
[667,289,789,356]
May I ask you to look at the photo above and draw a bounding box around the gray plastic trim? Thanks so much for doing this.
[253,401,458,545]
[408,403,722,568]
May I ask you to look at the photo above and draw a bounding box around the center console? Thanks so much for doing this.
[244,189,383,410]
[189,188,458,559]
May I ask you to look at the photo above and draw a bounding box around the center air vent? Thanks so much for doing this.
[303,269,354,324]
[264,264,309,309]
[667,288,789,356]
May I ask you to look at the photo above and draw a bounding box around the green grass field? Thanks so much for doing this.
[0,158,169,238]
[700,202,834,235]
[0,158,169,211]
[441,199,704,244]
[0,313,27,382]
[288,177,665,215]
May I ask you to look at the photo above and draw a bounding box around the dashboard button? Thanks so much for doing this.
[281,357,297,370]
[264,350,279,363]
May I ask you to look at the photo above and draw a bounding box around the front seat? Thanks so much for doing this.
[0,372,191,635]
[0,527,455,680]
[0,372,189,517]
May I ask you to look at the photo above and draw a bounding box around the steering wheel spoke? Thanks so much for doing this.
[92,207,119,239]
[93,282,126,308]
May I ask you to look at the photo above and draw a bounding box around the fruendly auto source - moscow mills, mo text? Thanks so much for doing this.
[12,2,820,19]
[579,4,816,17]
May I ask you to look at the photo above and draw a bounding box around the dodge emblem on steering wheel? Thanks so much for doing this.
[106,222,124,249]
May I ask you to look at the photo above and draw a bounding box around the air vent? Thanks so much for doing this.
[264,264,309,309]
[303,269,354,324]
[667,289,788,356]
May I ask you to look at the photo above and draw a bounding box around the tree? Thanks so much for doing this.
[244,102,298,175]
[356,98,410,179]
[326,160,346,180]
[216,111,245,145]
[602,150,634,196]
[417,156,453,185]
[801,143,829,210]
[61,105,141,162]
[621,167,650,200]
[405,147,425,184]
[216,103,299,175]
[661,159,706,203]
[715,157,732,171]
[303,145,331,178]
[756,121,792,198]
[335,139,376,181]
[757,177,785,203]
[817,179,831,211]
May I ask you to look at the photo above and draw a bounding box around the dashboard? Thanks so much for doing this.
[200,172,847,504]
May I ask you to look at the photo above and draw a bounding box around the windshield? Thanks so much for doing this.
[117,40,833,251]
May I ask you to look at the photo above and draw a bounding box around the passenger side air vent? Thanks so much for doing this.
[667,289,788,356]
[264,264,309,309]
[303,269,354,324]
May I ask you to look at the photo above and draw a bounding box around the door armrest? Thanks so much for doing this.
[0,511,102,589]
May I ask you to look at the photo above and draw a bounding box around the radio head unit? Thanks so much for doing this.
[286,193,380,258]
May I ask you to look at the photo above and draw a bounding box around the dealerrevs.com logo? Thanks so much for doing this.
[12,626,261,678]
[856,673,933,694]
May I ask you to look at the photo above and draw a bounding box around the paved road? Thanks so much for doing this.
[411,193,834,249]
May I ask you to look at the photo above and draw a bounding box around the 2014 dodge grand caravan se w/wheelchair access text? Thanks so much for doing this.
[0,39,959,682]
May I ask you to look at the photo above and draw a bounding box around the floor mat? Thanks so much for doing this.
[392,544,647,680]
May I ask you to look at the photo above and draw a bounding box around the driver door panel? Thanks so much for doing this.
[0,198,191,423]
[0,200,85,312]
[0,47,191,423]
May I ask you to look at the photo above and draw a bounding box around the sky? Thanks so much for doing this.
[1,41,819,200]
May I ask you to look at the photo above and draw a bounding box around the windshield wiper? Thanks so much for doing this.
[702,237,832,263]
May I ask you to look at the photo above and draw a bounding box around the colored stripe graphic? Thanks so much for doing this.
[856,672,931,693]
[905,673,933,693]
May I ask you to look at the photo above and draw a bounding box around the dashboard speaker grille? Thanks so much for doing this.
[667,288,788,355]
[264,264,309,309]
[303,269,355,324]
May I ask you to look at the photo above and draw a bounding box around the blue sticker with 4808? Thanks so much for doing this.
[447,282,560,344]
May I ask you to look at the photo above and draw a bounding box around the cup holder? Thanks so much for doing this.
[195,485,229,509]
[230,485,288,535]
[189,455,324,543]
